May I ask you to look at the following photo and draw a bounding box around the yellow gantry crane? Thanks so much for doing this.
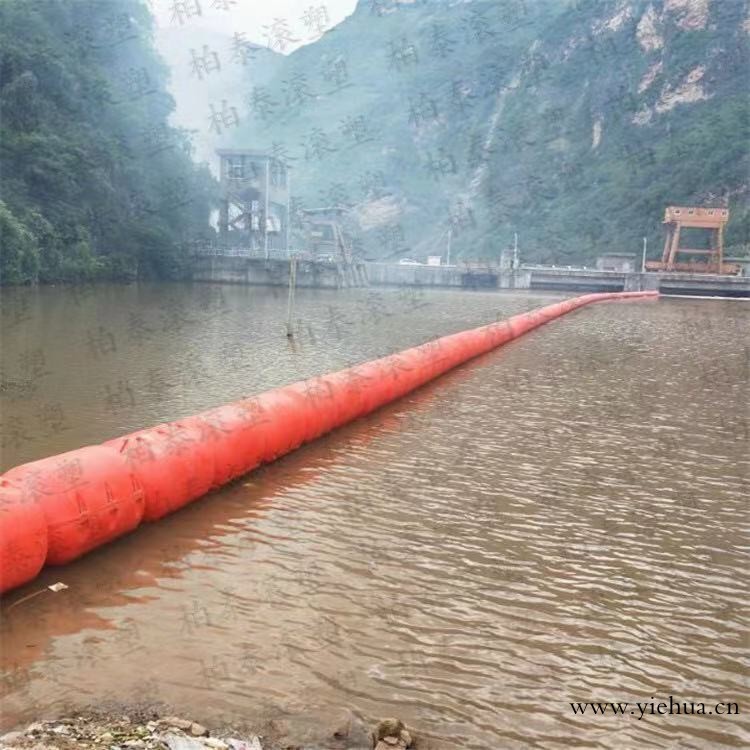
[646,206,738,275]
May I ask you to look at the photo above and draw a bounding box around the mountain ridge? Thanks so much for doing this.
[226,0,749,263]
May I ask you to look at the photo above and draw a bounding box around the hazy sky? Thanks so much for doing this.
[152,0,359,52]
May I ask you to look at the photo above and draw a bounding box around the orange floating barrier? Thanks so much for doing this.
[0,290,658,593]
[254,387,313,461]
[191,400,270,486]
[0,481,48,593]
[3,446,144,565]
[104,422,214,522]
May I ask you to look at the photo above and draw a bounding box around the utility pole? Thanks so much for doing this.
[641,236,647,273]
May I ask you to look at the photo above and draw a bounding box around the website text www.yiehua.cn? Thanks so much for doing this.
[570,697,740,720]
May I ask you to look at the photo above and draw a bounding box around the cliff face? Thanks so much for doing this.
[480,0,750,262]
[225,0,749,263]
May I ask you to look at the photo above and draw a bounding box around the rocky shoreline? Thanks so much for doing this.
[0,709,419,750]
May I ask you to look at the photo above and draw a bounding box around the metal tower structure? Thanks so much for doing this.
[216,149,290,258]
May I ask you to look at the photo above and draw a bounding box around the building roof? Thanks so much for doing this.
[301,206,349,215]
[216,149,273,159]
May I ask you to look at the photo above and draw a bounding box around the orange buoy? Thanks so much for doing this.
[191,400,270,486]
[4,446,144,565]
[0,481,48,592]
[104,422,214,522]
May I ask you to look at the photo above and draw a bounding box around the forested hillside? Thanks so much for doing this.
[0,0,216,284]
[226,0,749,264]
[484,0,750,263]
[1,0,747,281]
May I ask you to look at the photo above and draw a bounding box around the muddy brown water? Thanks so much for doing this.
[1,283,748,749]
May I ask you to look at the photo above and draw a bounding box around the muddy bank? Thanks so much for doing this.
[0,706,420,750]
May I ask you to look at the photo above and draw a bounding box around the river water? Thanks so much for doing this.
[1,283,748,749]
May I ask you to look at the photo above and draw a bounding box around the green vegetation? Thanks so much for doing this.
[232,0,749,264]
[1,0,747,280]
[482,0,750,264]
[0,0,216,285]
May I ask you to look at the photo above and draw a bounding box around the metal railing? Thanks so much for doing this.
[189,244,369,265]
[188,244,294,260]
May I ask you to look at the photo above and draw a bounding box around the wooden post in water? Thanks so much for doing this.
[286,255,298,338]
[285,169,291,256]
[264,159,270,261]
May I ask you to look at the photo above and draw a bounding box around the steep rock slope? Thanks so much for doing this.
[227,0,749,263]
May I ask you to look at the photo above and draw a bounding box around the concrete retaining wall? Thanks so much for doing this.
[366,263,531,289]
[191,256,367,288]
[367,263,750,297]
[191,256,750,297]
